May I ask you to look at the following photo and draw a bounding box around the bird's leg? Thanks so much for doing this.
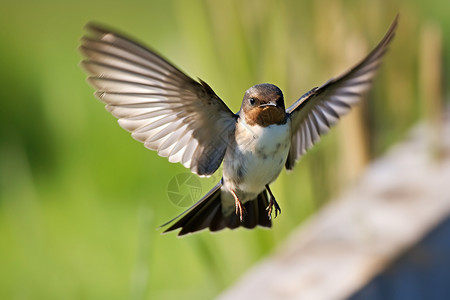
[265,185,281,219]
[231,189,245,222]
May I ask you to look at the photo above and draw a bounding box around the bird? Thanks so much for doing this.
[79,15,398,236]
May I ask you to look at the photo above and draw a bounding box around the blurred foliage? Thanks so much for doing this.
[0,0,448,299]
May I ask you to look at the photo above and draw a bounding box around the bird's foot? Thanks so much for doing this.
[266,197,281,219]
[231,189,245,222]
[265,185,281,219]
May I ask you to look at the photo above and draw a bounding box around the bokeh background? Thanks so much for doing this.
[0,0,448,299]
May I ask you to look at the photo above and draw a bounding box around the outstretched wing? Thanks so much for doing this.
[286,14,398,170]
[80,23,236,176]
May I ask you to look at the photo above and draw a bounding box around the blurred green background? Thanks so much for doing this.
[0,0,448,299]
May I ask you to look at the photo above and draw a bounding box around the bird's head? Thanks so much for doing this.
[240,83,286,127]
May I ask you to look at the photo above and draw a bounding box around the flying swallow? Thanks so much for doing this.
[79,15,398,236]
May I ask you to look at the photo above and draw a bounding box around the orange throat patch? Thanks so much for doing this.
[244,106,286,127]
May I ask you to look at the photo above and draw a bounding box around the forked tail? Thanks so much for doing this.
[162,182,272,236]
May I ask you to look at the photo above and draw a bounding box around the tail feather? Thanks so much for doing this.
[161,182,222,235]
[162,181,272,236]
[209,202,229,232]
[256,192,272,227]
[242,197,259,229]
[179,198,221,235]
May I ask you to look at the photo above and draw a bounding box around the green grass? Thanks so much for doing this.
[0,0,448,299]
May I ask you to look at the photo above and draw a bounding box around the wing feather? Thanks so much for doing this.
[80,23,236,176]
[286,15,398,169]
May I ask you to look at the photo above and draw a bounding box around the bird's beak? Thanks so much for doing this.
[259,103,277,108]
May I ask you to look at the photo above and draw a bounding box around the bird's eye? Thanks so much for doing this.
[249,98,256,105]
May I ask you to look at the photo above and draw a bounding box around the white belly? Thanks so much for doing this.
[222,118,291,201]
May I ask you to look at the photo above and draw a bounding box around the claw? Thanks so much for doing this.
[231,189,245,222]
[265,185,281,219]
